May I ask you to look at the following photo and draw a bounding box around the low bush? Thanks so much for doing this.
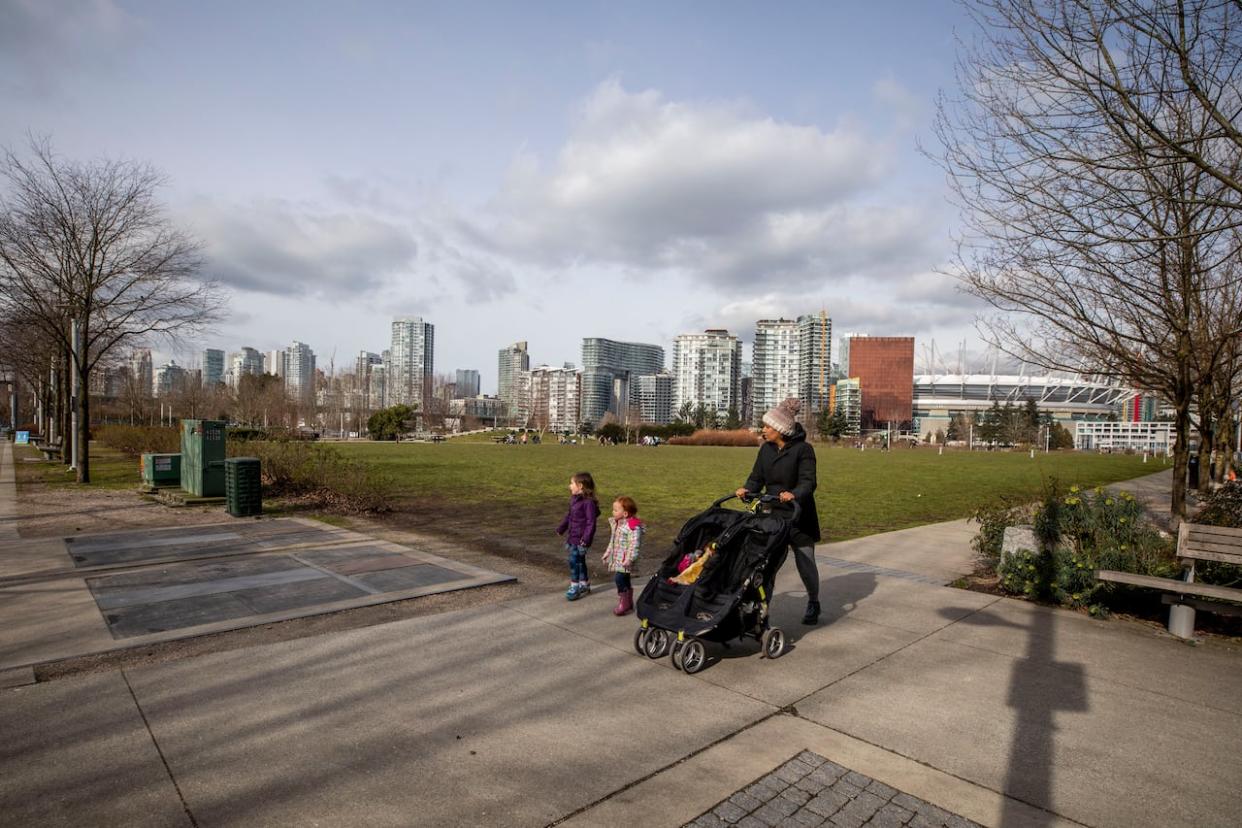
[987,483,1177,614]
[971,496,1033,567]
[668,429,760,447]
[230,440,393,513]
[96,425,180,456]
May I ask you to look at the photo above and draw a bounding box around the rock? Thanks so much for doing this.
[1001,525,1038,562]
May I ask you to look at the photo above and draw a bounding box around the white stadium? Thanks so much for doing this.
[912,374,1172,450]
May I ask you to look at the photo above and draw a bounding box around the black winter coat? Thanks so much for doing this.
[742,423,821,546]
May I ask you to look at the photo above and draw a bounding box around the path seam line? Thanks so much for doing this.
[120,667,199,828]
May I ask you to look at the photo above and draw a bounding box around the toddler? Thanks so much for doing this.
[602,496,644,615]
[556,472,599,600]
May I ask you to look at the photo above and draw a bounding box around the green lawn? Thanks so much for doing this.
[15,443,140,490]
[332,442,1163,544]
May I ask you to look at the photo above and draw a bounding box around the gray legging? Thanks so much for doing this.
[792,545,820,602]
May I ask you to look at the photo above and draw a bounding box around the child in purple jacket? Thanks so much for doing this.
[557,471,600,600]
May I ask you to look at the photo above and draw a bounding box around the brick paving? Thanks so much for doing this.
[684,751,982,828]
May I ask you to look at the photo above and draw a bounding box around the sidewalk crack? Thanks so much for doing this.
[121,668,199,828]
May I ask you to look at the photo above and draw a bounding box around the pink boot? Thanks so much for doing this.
[613,589,633,616]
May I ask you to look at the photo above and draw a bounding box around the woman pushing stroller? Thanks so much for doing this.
[735,397,822,625]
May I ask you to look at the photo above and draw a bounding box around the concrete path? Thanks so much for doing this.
[3,537,1240,827]
[0,440,17,541]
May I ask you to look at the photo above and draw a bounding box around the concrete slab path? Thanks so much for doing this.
[3,537,1239,827]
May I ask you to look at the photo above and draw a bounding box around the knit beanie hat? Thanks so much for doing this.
[762,397,800,436]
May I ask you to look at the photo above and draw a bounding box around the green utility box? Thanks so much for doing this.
[181,419,226,497]
[225,457,262,517]
[141,453,181,488]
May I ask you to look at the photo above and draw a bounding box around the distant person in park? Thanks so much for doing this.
[557,471,600,601]
[736,397,822,625]
[602,495,644,615]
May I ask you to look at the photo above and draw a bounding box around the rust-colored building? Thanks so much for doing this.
[848,337,914,430]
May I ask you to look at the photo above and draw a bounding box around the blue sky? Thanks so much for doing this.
[1,0,988,388]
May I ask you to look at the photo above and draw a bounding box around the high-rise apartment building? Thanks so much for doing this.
[517,365,581,432]
[368,364,387,411]
[355,351,381,379]
[154,361,187,397]
[202,349,225,388]
[497,341,530,412]
[580,338,665,427]
[455,369,481,398]
[265,349,285,379]
[848,336,914,429]
[635,372,674,425]
[752,319,801,426]
[834,378,862,436]
[130,349,153,397]
[798,313,832,416]
[231,347,265,388]
[390,317,434,410]
[672,330,742,417]
[285,341,317,405]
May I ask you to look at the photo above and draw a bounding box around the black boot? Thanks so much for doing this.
[802,600,821,626]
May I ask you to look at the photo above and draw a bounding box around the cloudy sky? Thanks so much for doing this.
[1,0,992,390]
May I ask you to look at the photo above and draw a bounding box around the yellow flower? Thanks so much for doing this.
[1070,485,1080,493]
[1105,498,1115,506]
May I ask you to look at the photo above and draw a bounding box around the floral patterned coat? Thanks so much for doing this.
[602,516,644,574]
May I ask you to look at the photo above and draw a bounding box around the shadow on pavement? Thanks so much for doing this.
[940,604,1088,826]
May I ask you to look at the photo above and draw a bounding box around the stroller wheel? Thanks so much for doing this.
[670,639,685,670]
[644,629,671,659]
[633,628,648,656]
[680,639,707,674]
[761,627,786,659]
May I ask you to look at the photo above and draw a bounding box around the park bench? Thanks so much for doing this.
[1096,522,1242,639]
[31,438,63,461]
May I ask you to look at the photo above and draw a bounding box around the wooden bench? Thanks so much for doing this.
[1097,522,1242,639]
[31,439,63,461]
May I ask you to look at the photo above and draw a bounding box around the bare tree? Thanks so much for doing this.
[0,139,223,482]
[934,0,1242,519]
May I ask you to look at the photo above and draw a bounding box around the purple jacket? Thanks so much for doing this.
[557,494,599,548]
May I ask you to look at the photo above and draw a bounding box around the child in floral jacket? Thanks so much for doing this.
[602,496,643,616]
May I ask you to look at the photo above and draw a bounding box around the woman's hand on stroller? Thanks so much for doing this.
[735,487,750,500]
[779,491,795,503]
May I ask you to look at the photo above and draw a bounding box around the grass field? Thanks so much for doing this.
[331,442,1162,547]
[14,440,1163,574]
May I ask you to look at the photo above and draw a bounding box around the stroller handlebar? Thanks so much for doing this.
[715,492,802,524]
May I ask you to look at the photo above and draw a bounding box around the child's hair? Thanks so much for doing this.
[572,472,597,503]
[614,495,637,516]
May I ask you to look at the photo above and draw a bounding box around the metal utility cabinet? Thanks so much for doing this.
[225,457,262,517]
[181,419,226,497]
[141,453,181,488]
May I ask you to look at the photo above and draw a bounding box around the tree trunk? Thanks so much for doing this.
[1171,398,1190,524]
[1195,420,1214,491]
[76,361,90,484]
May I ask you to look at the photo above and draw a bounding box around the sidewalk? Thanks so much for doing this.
[3,532,1240,827]
[2,457,1239,827]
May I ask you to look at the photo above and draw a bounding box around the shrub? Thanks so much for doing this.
[971,496,1033,566]
[668,429,760,447]
[988,483,1178,614]
[230,440,393,513]
[96,425,180,456]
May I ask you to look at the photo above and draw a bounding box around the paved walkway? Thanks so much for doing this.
[2,460,1239,827]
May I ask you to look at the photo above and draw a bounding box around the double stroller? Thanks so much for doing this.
[633,494,797,674]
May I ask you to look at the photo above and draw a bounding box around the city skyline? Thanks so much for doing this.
[0,2,991,392]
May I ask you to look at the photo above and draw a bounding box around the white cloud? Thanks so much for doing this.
[185,197,419,298]
[466,79,930,288]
